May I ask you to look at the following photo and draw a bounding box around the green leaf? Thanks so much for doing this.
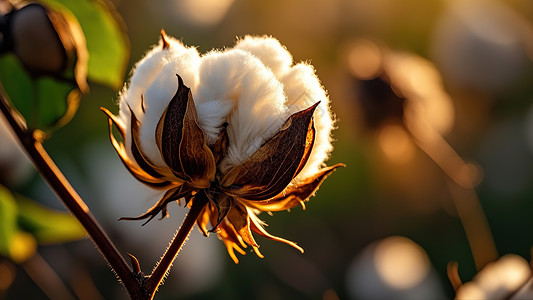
[17,197,86,244]
[0,186,18,257]
[0,54,80,130]
[42,0,129,89]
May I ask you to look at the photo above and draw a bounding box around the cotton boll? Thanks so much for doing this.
[234,35,336,176]
[234,35,293,77]
[109,33,340,265]
[119,34,334,177]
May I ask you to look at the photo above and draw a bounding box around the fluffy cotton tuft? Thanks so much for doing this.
[118,34,334,178]
[234,35,293,77]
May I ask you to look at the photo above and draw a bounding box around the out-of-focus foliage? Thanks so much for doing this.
[0,185,85,263]
[0,0,128,131]
[0,54,79,129]
[43,0,129,89]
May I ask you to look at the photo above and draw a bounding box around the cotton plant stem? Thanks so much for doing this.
[22,253,75,300]
[145,193,208,298]
[447,182,498,270]
[0,92,144,298]
[406,113,498,270]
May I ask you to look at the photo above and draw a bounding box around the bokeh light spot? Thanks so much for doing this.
[374,236,430,289]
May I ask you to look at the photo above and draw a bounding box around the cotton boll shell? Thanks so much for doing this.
[10,4,67,75]
[6,3,88,91]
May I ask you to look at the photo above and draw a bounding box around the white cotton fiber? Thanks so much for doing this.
[118,33,334,183]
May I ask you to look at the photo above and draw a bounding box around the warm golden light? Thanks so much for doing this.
[455,254,531,299]
[476,255,530,292]
[374,236,430,289]
[348,39,383,80]
[455,282,485,299]
[386,52,455,136]
[172,0,235,26]
[377,124,415,164]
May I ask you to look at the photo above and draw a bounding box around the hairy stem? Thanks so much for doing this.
[0,92,144,298]
[145,192,208,298]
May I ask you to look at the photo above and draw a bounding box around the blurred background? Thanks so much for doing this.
[2,0,533,299]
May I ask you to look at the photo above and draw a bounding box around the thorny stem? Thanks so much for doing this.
[0,92,144,298]
[145,192,208,299]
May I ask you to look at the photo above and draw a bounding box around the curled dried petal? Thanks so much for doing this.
[119,183,194,225]
[102,108,173,189]
[249,213,304,254]
[226,202,259,248]
[217,222,247,264]
[196,202,215,236]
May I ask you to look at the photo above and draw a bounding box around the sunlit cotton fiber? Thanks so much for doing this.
[104,32,343,263]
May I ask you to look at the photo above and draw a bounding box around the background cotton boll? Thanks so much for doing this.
[384,52,455,136]
[345,236,445,300]
[455,254,531,299]
[234,35,294,77]
[511,278,533,299]
[152,0,235,28]
[478,118,533,197]
[431,0,532,93]
[83,141,224,297]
